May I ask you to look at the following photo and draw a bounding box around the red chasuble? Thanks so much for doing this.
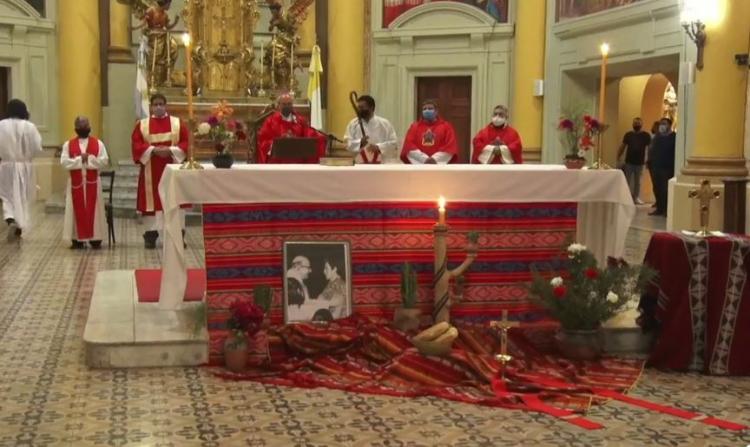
[68,137,100,240]
[400,118,458,164]
[471,124,523,164]
[131,115,188,214]
[256,112,326,164]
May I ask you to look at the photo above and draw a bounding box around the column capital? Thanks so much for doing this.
[680,156,748,179]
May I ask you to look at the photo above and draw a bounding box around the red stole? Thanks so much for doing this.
[68,138,100,240]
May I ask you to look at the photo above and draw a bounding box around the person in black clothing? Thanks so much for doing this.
[617,117,651,204]
[648,117,676,216]
[646,121,660,209]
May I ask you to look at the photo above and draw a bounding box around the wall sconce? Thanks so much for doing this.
[681,4,707,70]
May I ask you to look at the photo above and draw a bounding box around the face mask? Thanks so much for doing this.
[659,124,669,134]
[281,106,293,117]
[492,116,506,127]
[357,109,371,120]
[633,125,642,131]
[422,109,436,121]
[75,128,91,138]
[152,105,167,118]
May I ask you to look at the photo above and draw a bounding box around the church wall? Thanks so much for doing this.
[370,1,514,157]
[542,0,688,165]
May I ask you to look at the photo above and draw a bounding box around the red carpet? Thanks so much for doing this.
[136,269,206,302]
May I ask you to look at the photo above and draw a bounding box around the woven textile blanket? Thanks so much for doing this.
[203,201,576,364]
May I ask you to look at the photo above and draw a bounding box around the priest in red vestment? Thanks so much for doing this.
[256,94,326,164]
[131,93,189,249]
[400,100,458,164]
[471,105,523,164]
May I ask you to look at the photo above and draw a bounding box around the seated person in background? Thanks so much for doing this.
[345,95,398,164]
[400,100,458,164]
[257,93,326,164]
[471,105,523,164]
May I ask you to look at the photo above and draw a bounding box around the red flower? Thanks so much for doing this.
[583,115,592,123]
[553,285,567,298]
[585,268,599,279]
[207,116,219,126]
[236,130,247,141]
[228,300,264,336]
[227,120,237,131]
[558,119,574,130]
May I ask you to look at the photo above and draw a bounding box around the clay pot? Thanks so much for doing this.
[555,328,604,361]
[224,336,248,372]
[564,157,586,170]
[393,307,422,332]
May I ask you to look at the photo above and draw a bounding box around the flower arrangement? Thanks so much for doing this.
[226,300,265,349]
[196,100,247,154]
[529,243,656,331]
[558,110,608,160]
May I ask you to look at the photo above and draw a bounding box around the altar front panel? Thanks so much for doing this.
[202,201,576,363]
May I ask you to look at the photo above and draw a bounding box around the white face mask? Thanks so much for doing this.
[659,124,669,134]
[492,116,506,127]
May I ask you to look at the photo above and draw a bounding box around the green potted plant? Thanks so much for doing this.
[393,262,421,332]
[529,242,655,360]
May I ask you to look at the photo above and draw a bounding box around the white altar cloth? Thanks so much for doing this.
[158,164,634,309]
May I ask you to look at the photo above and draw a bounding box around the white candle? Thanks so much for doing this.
[182,33,193,120]
[438,196,446,225]
[260,41,264,76]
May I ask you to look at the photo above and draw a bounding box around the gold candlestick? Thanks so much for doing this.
[180,32,202,171]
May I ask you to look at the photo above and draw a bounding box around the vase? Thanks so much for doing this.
[564,157,586,170]
[393,307,421,332]
[555,328,604,360]
[212,152,234,169]
[224,336,248,372]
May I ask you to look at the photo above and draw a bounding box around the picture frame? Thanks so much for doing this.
[282,241,352,324]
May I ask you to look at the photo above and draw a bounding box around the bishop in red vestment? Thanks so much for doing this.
[257,94,326,164]
[471,105,523,164]
[131,94,188,248]
[400,100,458,164]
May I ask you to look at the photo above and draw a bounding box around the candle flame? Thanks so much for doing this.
[600,42,610,57]
[182,33,191,47]
[438,196,446,209]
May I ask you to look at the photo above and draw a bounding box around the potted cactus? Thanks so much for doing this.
[393,262,421,332]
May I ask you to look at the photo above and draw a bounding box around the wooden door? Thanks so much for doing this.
[416,76,472,163]
[0,67,9,119]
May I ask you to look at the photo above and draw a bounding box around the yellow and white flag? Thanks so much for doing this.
[307,44,323,129]
[135,37,150,119]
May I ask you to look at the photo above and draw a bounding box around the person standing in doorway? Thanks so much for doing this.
[617,117,651,204]
[649,118,676,217]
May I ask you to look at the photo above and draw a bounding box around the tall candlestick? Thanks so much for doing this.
[182,33,194,120]
[438,196,446,225]
[271,33,276,87]
[260,41,265,76]
[598,43,609,124]
[290,41,295,91]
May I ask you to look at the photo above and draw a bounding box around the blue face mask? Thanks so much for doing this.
[422,109,436,121]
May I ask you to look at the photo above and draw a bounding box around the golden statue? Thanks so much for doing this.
[120,0,180,91]
[263,0,314,94]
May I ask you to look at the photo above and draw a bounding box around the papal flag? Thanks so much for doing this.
[134,37,150,119]
[307,44,323,129]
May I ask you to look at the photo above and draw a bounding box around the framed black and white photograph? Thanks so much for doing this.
[283,241,352,324]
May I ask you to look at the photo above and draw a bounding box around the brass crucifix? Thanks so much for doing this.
[490,310,520,380]
[688,179,721,237]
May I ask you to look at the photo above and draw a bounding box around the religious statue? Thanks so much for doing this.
[121,0,181,90]
[263,0,314,94]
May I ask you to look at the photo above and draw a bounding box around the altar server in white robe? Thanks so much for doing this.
[0,99,43,242]
[344,95,398,164]
[61,116,109,249]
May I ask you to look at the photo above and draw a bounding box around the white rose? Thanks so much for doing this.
[606,291,619,303]
[197,122,211,135]
[550,277,564,287]
[567,243,587,256]
[577,150,586,158]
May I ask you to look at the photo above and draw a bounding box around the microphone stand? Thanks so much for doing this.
[308,126,354,166]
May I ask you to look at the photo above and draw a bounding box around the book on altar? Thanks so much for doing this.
[271,137,319,161]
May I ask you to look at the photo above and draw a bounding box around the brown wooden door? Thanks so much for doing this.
[0,67,9,119]
[416,76,472,163]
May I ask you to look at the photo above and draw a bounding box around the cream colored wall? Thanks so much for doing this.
[543,0,689,165]
[370,1,514,158]
[641,74,669,129]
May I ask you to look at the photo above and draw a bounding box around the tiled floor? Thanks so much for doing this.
[1,206,749,446]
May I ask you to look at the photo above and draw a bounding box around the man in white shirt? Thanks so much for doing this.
[60,116,109,249]
[344,95,398,164]
[0,99,43,242]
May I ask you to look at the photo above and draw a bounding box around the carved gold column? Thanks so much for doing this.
[327,0,364,136]
[109,0,134,63]
[671,0,750,232]
[511,0,546,163]
[59,0,102,136]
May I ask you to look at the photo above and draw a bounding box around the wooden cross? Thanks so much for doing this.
[490,310,520,364]
[688,180,721,237]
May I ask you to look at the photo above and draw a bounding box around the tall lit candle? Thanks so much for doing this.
[271,33,276,87]
[438,196,446,225]
[182,33,194,120]
[598,42,609,124]
[290,41,295,89]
